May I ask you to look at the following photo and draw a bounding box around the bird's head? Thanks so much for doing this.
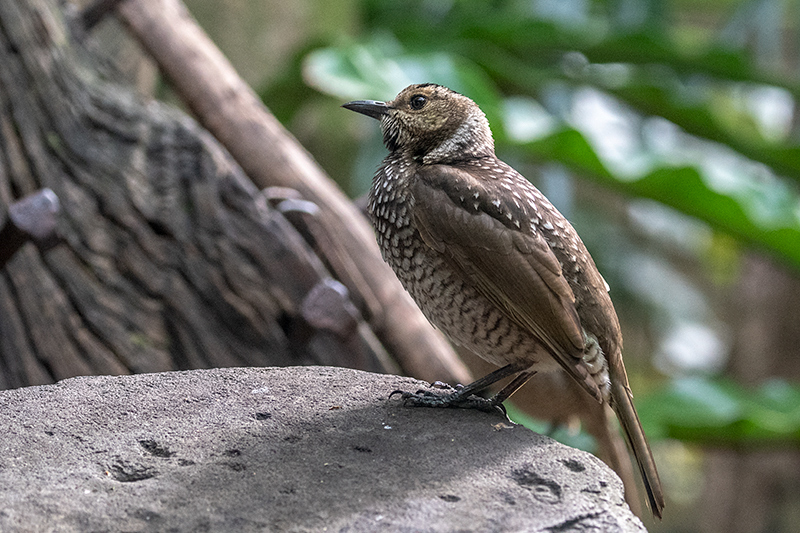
[343,83,495,164]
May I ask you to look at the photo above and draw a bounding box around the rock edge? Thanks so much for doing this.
[0,366,645,532]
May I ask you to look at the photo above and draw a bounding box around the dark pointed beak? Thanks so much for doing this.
[342,100,391,120]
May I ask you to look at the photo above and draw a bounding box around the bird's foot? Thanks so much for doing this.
[389,385,504,414]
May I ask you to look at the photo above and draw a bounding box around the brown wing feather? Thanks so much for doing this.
[411,167,601,400]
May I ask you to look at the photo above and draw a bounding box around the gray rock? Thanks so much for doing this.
[0,366,646,532]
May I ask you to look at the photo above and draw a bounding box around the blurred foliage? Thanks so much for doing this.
[505,403,600,453]
[256,0,800,446]
[640,377,800,446]
[510,376,800,448]
[298,1,800,272]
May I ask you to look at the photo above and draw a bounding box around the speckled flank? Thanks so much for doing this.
[370,153,559,372]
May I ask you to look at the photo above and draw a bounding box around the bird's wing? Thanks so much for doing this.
[412,164,601,401]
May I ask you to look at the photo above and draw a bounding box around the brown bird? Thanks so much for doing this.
[343,83,665,519]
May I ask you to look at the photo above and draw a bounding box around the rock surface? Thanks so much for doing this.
[0,366,646,532]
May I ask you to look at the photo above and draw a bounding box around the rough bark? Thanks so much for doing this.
[0,0,467,389]
[115,0,470,385]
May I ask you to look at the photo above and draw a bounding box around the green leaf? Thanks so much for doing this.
[303,40,408,101]
[304,40,504,129]
[637,377,800,445]
[603,75,800,183]
[473,45,800,187]
[519,127,800,271]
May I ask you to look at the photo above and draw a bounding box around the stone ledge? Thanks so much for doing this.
[0,366,645,532]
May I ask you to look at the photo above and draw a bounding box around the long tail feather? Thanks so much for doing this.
[609,371,665,520]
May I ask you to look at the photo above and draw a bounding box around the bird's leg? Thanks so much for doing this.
[487,370,536,404]
[390,363,526,412]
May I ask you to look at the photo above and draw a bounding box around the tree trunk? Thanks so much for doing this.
[700,255,800,533]
[0,0,468,389]
[115,0,471,385]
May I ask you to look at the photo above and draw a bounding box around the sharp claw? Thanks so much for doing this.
[388,389,405,400]
[495,403,508,417]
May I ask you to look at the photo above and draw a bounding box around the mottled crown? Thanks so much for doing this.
[380,84,495,164]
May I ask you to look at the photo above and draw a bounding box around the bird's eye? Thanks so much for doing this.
[409,95,427,110]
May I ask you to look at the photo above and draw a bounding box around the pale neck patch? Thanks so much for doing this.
[423,112,494,164]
